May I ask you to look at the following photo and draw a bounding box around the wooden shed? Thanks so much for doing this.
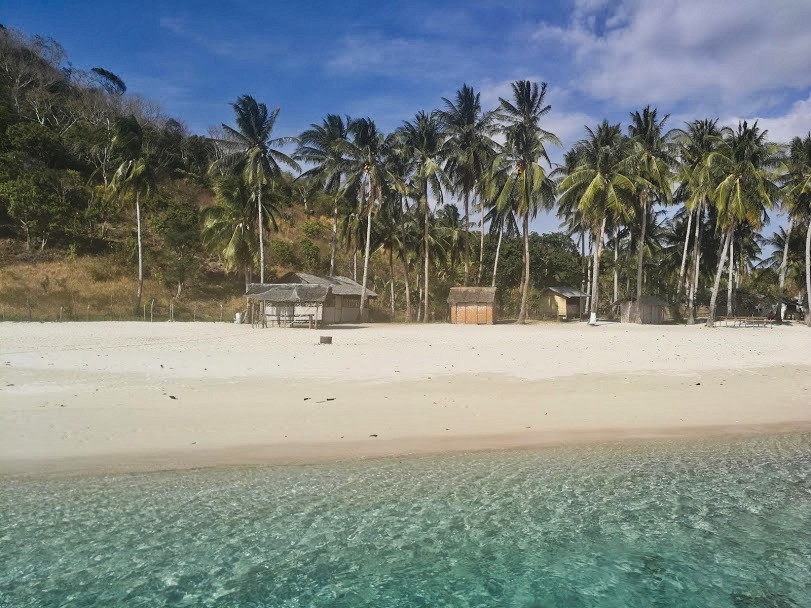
[447,287,496,325]
[539,286,588,320]
[614,295,669,324]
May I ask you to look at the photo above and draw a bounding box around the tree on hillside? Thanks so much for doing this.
[492,80,560,323]
[437,84,497,285]
[210,95,299,284]
[558,121,635,325]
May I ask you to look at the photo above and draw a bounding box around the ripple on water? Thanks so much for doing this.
[2,433,810,607]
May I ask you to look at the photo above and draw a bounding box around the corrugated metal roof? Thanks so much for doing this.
[447,287,497,304]
[542,286,588,299]
[278,272,377,297]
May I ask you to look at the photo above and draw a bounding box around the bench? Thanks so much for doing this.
[718,316,773,328]
[265,313,319,329]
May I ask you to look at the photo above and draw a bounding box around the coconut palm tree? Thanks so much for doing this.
[673,119,723,323]
[340,117,389,316]
[781,133,811,325]
[492,80,560,323]
[485,190,519,287]
[705,121,781,327]
[625,106,675,322]
[110,115,158,313]
[210,95,299,284]
[397,111,449,322]
[558,121,636,325]
[437,84,497,286]
[201,175,264,291]
[296,114,348,276]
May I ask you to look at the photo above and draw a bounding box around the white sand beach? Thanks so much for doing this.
[1,321,809,474]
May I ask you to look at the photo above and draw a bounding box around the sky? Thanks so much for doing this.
[5,0,811,235]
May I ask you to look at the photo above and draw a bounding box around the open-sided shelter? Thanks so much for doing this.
[538,286,588,320]
[447,287,496,324]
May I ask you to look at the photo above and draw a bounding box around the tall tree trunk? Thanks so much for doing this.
[257,185,264,284]
[776,215,794,322]
[477,199,485,286]
[687,202,703,325]
[244,265,250,293]
[353,250,357,282]
[516,213,530,324]
[634,191,648,323]
[416,272,423,322]
[389,248,395,318]
[492,222,503,287]
[360,182,373,318]
[423,185,430,323]
[399,202,412,322]
[580,231,586,293]
[676,207,694,305]
[589,217,607,325]
[463,190,469,286]
[726,235,734,317]
[706,227,732,327]
[613,228,619,303]
[806,218,811,327]
[135,192,143,313]
[330,194,339,276]
[585,237,593,315]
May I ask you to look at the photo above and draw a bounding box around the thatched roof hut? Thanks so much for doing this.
[277,272,377,297]
[447,287,497,324]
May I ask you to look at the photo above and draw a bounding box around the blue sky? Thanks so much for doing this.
[5,0,811,234]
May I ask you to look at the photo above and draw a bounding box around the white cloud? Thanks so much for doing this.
[730,93,811,144]
[533,0,811,113]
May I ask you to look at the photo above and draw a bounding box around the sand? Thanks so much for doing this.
[1,321,809,474]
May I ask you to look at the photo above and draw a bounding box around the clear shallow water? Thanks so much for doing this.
[2,434,810,608]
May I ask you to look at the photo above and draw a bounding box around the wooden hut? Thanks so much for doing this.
[447,287,496,324]
[246,284,329,327]
[614,295,669,324]
[538,286,588,320]
[248,272,377,326]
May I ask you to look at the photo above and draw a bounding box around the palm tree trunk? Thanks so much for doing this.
[589,217,607,325]
[634,191,648,322]
[244,265,250,293]
[706,227,732,328]
[805,218,811,327]
[353,250,357,281]
[360,184,373,318]
[613,228,619,303]
[585,237,593,315]
[517,213,530,324]
[423,186,430,323]
[492,222,503,287]
[677,207,693,305]
[463,190,469,286]
[389,248,395,318]
[777,215,794,322]
[581,231,586,293]
[330,194,339,276]
[257,185,265,284]
[477,199,485,286]
[726,235,734,317]
[135,191,143,313]
[687,202,703,325]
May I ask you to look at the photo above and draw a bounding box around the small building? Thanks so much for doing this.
[447,287,496,325]
[614,295,669,324]
[538,286,588,320]
[247,272,377,326]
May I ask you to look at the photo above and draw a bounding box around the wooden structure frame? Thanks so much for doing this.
[447,287,497,325]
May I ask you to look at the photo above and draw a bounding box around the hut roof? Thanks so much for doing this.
[278,272,377,297]
[542,286,588,299]
[246,283,329,303]
[613,295,669,307]
[447,286,497,305]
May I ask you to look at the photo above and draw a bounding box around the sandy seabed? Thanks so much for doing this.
[1,321,809,474]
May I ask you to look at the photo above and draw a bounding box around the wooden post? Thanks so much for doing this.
[150,299,154,323]
[59,306,63,322]
[193,306,196,322]
[220,303,223,322]
[86,304,90,322]
[143,303,146,321]
[27,295,32,321]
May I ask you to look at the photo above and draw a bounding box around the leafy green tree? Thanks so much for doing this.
[0,174,65,249]
[152,199,200,297]
[211,95,299,283]
[780,133,811,325]
[492,80,560,323]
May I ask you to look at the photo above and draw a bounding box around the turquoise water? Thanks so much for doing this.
[2,434,810,607]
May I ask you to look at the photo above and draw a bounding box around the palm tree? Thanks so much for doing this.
[437,84,497,285]
[485,190,519,287]
[705,121,781,327]
[492,80,560,323]
[558,121,635,325]
[673,119,723,323]
[296,114,348,276]
[398,112,449,322]
[210,95,299,284]
[435,203,464,283]
[781,133,811,325]
[201,175,262,291]
[625,106,674,322]
[340,117,389,316]
[110,115,158,313]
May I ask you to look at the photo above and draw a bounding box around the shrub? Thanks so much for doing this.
[299,239,320,271]
[301,219,325,240]
[270,240,296,265]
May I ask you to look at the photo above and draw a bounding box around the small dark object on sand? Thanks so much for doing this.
[369,434,378,438]
[326,397,336,401]
[320,336,332,344]
[169,395,178,400]
[304,397,311,401]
